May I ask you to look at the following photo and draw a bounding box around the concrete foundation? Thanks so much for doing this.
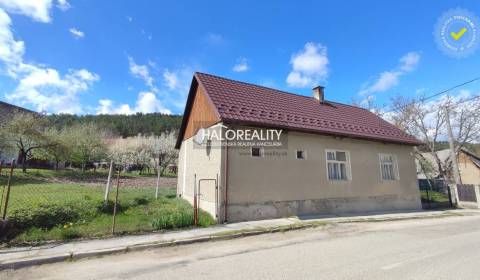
[227,195,421,222]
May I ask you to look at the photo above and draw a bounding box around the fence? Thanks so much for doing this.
[453,184,480,209]
[0,162,214,245]
[418,179,453,209]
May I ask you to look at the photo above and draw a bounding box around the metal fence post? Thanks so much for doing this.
[2,160,15,220]
[193,174,197,226]
[111,170,121,235]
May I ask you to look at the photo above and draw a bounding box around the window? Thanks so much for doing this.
[296,150,306,159]
[379,154,398,180]
[326,150,350,180]
[251,147,262,157]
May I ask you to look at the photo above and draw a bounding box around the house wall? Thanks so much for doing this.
[458,152,480,185]
[226,127,421,222]
[177,128,225,222]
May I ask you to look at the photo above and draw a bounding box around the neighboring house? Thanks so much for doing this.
[0,101,35,163]
[417,148,480,185]
[176,72,422,222]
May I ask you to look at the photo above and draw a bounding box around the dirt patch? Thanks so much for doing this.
[46,176,177,188]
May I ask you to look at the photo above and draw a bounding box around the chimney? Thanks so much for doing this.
[312,86,325,102]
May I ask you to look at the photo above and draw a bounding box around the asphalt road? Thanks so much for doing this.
[3,214,480,280]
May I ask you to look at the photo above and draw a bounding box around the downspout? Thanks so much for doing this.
[224,138,229,223]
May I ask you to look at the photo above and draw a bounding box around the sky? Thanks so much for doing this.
[0,0,479,115]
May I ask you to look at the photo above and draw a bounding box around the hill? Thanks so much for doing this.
[46,113,182,137]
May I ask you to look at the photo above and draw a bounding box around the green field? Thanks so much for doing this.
[0,169,214,245]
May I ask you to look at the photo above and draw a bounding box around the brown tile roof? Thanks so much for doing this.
[177,72,421,147]
[0,101,35,125]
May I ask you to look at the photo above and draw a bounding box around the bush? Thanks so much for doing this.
[151,210,215,230]
[59,227,81,240]
[133,197,149,206]
[10,204,79,230]
[96,200,124,214]
[151,212,193,230]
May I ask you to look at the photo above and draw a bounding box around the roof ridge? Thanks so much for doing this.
[196,72,321,100]
[0,101,35,113]
[195,72,371,111]
[191,72,421,146]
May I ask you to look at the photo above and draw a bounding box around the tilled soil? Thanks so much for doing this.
[46,175,177,188]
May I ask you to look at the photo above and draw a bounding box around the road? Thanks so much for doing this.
[3,214,480,279]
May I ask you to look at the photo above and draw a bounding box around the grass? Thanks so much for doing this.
[420,190,450,203]
[0,169,214,245]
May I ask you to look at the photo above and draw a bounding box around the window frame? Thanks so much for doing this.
[325,149,352,181]
[378,153,400,181]
[295,150,306,160]
[251,147,264,158]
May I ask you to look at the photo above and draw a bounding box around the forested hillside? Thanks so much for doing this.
[417,141,480,155]
[46,113,183,137]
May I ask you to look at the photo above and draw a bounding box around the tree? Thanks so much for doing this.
[33,127,71,170]
[69,123,107,171]
[390,95,480,182]
[0,113,50,172]
[151,131,178,176]
[107,131,178,175]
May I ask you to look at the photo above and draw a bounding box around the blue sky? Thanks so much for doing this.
[0,0,479,115]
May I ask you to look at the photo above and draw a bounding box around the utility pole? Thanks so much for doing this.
[445,104,462,186]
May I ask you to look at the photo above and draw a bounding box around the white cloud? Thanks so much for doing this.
[359,51,421,96]
[232,57,249,72]
[363,71,401,94]
[286,42,329,88]
[126,55,194,113]
[399,52,420,72]
[0,6,99,113]
[69,28,84,39]
[128,56,154,88]
[56,0,70,11]
[6,66,99,114]
[162,67,191,92]
[96,92,171,115]
[0,0,52,22]
[163,70,178,90]
[0,0,69,22]
[0,9,25,69]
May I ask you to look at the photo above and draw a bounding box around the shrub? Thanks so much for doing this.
[151,212,193,230]
[59,227,81,240]
[133,197,149,206]
[96,200,124,214]
[198,210,216,227]
[151,210,215,230]
[10,204,79,230]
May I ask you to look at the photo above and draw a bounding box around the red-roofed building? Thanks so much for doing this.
[176,73,422,222]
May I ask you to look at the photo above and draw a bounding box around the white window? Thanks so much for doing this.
[326,150,351,180]
[251,147,263,157]
[296,150,306,159]
[379,154,399,180]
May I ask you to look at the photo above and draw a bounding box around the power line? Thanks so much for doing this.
[388,76,480,112]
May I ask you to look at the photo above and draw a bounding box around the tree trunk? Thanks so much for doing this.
[19,150,27,173]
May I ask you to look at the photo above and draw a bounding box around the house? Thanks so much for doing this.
[176,72,422,222]
[417,148,480,185]
[0,101,35,164]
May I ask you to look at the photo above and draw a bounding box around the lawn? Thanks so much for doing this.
[0,169,214,245]
[420,190,450,203]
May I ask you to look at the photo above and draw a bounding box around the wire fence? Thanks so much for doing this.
[0,162,213,245]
